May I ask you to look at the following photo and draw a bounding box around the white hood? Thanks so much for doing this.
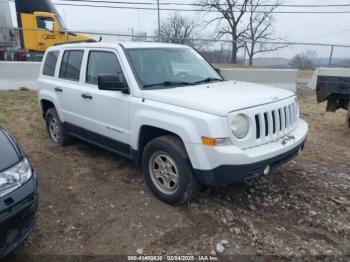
[142,80,295,116]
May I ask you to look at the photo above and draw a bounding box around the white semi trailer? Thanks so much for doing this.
[0,0,20,60]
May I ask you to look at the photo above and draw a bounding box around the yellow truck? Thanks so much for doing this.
[0,0,93,61]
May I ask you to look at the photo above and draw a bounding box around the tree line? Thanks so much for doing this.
[157,0,285,66]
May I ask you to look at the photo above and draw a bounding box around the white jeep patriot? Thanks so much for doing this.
[37,42,308,204]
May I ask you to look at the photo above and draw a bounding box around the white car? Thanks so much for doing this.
[37,42,308,204]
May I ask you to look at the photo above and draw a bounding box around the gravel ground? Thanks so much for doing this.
[0,90,349,260]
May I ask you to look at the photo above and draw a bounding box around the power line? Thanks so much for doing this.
[57,0,350,8]
[3,26,350,48]
[308,28,350,41]
[53,1,350,14]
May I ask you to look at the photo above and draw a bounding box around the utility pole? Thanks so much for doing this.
[328,45,334,67]
[243,44,247,65]
[157,0,161,41]
[128,27,134,41]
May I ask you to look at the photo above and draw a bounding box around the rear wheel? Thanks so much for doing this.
[142,135,201,205]
[45,108,73,146]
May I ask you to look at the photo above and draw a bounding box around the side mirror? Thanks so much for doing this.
[98,75,129,94]
[214,68,221,74]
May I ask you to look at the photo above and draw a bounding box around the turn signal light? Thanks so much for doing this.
[202,136,216,146]
[201,137,232,147]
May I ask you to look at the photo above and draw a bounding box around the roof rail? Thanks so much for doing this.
[53,39,97,46]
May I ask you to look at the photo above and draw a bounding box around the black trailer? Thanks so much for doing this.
[313,68,350,128]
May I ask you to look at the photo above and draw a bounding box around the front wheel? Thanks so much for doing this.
[142,135,201,205]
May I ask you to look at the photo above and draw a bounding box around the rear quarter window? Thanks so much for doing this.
[59,50,84,81]
[43,51,59,77]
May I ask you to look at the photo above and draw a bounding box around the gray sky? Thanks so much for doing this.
[54,0,350,45]
[15,0,350,59]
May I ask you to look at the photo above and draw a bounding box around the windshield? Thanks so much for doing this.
[55,13,67,30]
[126,48,223,89]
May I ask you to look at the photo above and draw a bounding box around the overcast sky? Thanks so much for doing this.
[53,0,350,44]
[15,0,350,58]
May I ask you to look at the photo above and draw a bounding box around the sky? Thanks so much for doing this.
[9,0,350,59]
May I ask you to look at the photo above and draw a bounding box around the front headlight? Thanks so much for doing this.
[0,158,32,197]
[231,114,249,139]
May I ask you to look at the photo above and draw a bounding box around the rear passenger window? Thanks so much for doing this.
[86,51,123,85]
[59,50,84,81]
[43,51,59,76]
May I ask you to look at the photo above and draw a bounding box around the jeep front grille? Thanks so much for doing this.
[254,102,297,140]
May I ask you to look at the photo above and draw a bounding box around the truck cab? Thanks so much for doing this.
[20,10,90,53]
[0,0,92,61]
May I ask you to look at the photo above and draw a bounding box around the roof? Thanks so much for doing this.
[48,41,187,51]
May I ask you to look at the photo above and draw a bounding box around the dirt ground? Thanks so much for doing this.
[0,90,349,259]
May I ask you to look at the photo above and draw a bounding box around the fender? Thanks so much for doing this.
[38,89,64,122]
[131,108,204,167]
[132,109,202,148]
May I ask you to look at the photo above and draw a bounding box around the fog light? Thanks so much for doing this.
[263,165,270,175]
[6,229,20,244]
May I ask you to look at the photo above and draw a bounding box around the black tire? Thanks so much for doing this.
[45,108,73,146]
[142,135,201,205]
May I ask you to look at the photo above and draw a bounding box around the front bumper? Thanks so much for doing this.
[194,138,306,186]
[0,174,38,259]
[192,119,308,186]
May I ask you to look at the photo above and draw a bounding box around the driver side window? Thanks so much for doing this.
[36,17,54,31]
[86,51,124,85]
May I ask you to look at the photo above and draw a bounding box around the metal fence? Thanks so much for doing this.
[1,26,350,68]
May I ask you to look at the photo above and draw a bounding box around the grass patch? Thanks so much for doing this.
[0,90,47,148]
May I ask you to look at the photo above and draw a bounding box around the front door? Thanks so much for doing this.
[77,49,131,156]
[35,16,56,51]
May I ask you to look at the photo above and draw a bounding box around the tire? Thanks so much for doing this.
[142,135,201,205]
[45,108,73,146]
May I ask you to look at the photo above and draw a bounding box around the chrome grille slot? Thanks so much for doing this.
[288,105,294,127]
[272,111,276,134]
[263,113,268,137]
[292,103,297,124]
[284,106,288,129]
[278,109,283,131]
[255,115,260,139]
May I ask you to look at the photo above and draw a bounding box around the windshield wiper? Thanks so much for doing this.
[143,81,194,88]
[194,77,223,84]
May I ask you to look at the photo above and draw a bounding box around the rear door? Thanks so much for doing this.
[56,49,86,126]
[76,48,131,156]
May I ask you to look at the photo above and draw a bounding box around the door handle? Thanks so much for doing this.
[54,87,63,92]
[81,93,93,100]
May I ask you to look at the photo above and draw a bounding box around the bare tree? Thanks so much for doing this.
[200,0,249,64]
[158,13,198,45]
[289,49,317,69]
[242,0,286,66]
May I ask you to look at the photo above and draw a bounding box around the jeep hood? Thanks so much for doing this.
[142,80,295,116]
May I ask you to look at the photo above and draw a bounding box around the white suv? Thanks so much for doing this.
[37,42,308,204]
